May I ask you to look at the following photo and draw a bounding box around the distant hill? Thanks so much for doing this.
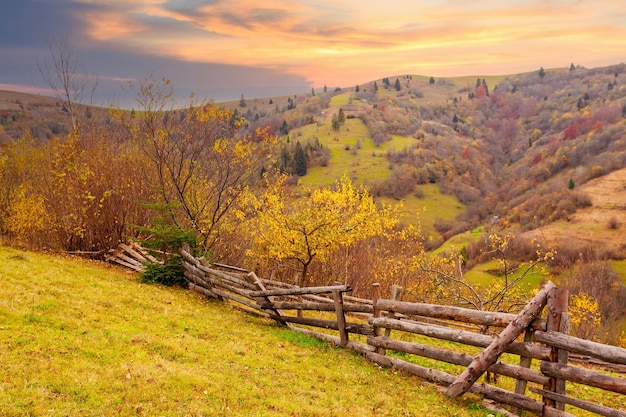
[2,63,625,256]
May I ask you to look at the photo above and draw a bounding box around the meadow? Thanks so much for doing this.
[0,246,501,416]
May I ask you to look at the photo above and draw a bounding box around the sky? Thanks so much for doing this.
[1,0,625,106]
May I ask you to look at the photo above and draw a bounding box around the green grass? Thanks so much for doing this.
[608,259,626,284]
[462,259,546,293]
[0,246,502,416]
[381,184,466,236]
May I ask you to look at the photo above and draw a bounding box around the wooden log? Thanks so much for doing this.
[385,285,402,338]
[247,271,289,326]
[540,361,626,395]
[105,254,144,272]
[333,290,349,347]
[372,283,385,355]
[119,243,148,263]
[514,330,535,407]
[363,351,574,417]
[213,262,248,272]
[529,387,626,417]
[248,285,351,298]
[367,336,549,385]
[376,299,547,330]
[258,300,372,313]
[188,282,218,299]
[534,330,626,365]
[446,281,556,398]
[267,314,371,335]
[543,287,570,410]
[369,317,550,360]
[130,242,159,263]
[212,287,264,312]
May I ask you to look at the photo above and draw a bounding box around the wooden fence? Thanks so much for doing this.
[108,244,626,417]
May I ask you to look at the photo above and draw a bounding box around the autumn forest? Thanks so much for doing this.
[1,62,626,347]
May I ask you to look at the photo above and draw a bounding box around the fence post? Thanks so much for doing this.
[372,283,384,355]
[333,290,349,347]
[514,330,535,415]
[542,287,569,411]
[384,285,402,338]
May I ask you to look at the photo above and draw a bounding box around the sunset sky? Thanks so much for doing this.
[1,0,625,104]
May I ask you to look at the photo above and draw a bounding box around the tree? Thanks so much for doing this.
[415,233,554,312]
[338,107,345,124]
[311,88,315,96]
[293,141,307,176]
[239,94,246,107]
[568,178,575,190]
[394,78,402,91]
[248,175,399,286]
[119,76,277,252]
[39,35,98,132]
[356,85,360,92]
[569,292,601,340]
[331,113,340,131]
[374,81,378,92]
[570,63,575,72]
[538,67,546,79]
[429,77,435,84]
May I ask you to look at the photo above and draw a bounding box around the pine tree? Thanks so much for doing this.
[294,141,307,176]
[429,76,435,84]
[338,107,345,125]
[539,67,546,79]
[394,78,401,91]
[239,94,246,107]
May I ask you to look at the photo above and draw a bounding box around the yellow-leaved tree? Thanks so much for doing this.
[247,174,399,286]
[569,292,602,341]
[117,76,277,253]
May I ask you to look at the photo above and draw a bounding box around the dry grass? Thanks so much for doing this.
[523,168,626,261]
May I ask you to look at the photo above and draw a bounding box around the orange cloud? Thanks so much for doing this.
[71,0,626,87]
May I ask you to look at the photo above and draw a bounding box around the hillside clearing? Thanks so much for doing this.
[0,247,501,417]
[523,168,626,258]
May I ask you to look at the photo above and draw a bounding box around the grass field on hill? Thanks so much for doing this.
[0,247,502,417]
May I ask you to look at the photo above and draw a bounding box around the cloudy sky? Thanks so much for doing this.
[1,0,625,105]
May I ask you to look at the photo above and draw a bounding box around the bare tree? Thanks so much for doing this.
[39,35,98,132]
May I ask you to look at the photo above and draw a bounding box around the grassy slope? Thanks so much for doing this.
[0,247,500,417]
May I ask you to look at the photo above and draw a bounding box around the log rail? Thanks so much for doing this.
[114,245,626,417]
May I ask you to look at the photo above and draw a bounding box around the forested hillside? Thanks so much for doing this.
[1,64,625,345]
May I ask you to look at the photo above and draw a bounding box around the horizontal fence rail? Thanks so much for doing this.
[110,245,626,417]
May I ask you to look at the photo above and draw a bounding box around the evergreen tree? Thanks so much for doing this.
[338,107,345,125]
[311,88,315,96]
[373,81,378,92]
[280,120,289,135]
[394,78,401,91]
[568,178,575,190]
[539,67,546,79]
[481,78,489,96]
[294,141,307,176]
[356,84,360,92]
[323,85,327,93]
[331,114,340,131]
[570,63,575,72]
[429,76,435,84]
[239,93,246,107]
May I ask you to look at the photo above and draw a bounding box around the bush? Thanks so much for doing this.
[141,257,187,287]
